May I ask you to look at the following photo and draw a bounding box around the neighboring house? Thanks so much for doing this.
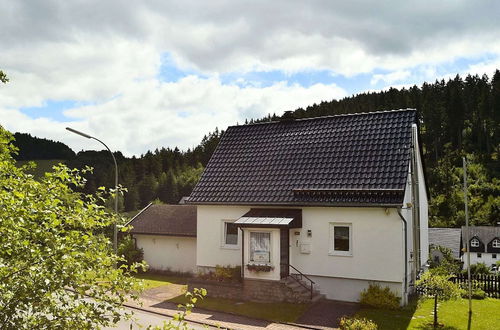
[428,228,461,262]
[460,226,500,268]
[128,203,197,274]
[187,109,428,304]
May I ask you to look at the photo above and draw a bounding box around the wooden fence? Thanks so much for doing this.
[416,274,500,298]
[451,274,500,298]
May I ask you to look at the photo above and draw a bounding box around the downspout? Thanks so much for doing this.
[240,227,244,280]
[397,208,408,302]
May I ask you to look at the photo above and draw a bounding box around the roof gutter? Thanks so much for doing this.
[186,201,402,207]
[397,208,408,302]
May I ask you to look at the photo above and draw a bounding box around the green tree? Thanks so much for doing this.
[138,174,158,207]
[0,126,144,329]
[124,186,140,211]
[158,170,179,204]
[416,272,462,328]
[0,70,7,84]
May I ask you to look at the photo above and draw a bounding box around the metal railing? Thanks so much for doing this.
[281,263,315,299]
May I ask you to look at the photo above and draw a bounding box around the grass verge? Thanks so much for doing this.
[356,298,500,329]
[134,273,188,290]
[169,295,309,323]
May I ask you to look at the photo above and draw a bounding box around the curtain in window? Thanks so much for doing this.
[250,232,270,263]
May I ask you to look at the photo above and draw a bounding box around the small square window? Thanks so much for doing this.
[477,253,482,258]
[493,239,500,248]
[329,223,352,256]
[493,254,497,259]
[471,238,480,247]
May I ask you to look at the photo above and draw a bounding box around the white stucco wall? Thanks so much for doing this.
[414,125,429,268]
[462,252,499,267]
[289,207,404,297]
[135,234,197,273]
[197,205,405,303]
[310,275,403,302]
[196,205,248,268]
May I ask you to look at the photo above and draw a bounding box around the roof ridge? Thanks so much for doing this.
[125,202,153,226]
[228,108,416,128]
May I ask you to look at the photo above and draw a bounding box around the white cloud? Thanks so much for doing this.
[1,76,347,156]
[371,70,411,85]
[1,0,500,156]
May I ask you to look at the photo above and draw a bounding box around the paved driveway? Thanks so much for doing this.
[104,306,207,330]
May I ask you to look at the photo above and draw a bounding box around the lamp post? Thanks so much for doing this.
[66,127,118,255]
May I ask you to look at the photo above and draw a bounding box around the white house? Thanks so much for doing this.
[461,226,500,268]
[428,228,461,263]
[128,203,197,274]
[187,109,429,304]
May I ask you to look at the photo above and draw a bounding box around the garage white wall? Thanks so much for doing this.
[135,234,197,273]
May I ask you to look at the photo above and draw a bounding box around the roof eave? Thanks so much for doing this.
[186,201,403,208]
[130,231,197,238]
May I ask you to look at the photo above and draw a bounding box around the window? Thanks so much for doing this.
[493,239,500,248]
[477,253,482,258]
[329,223,352,256]
[250,232,271,264]
[470,238,480,247]
[222,221,239,248]
[493,254,497,259]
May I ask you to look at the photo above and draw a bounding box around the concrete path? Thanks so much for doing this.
[104,306,207,330]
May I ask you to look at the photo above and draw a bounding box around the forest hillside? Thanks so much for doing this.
[12,71,500,228]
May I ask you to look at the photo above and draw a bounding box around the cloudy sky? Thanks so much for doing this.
[1,1,499,156]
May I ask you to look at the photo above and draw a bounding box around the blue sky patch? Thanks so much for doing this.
[19,100,91,121]
[158,53,206,82]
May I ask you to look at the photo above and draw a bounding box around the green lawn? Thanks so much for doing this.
[169,295,309,323]
[134,273,188,290]
[356,298,500,329]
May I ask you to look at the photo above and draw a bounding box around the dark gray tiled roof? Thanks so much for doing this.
[429,228,461,258]
[189,109,416,206]
[128,204,196,237]
[461,226,500,247]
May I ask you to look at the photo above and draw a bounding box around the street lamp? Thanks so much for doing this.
[66,127,119,255]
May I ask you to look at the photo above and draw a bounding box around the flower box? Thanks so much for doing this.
[246,264,274,272]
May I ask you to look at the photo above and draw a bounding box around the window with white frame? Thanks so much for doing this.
[470,238,480,247]
[222,221,239,247]
[493,239,500,248]
[249,232,271,264]
[329,223,352,256]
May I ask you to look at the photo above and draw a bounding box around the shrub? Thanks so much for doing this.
[339,316,377,330]
[416,272,463,300]
[459,280,486,299]
[471,288,486,299]
[118,235,144,268]
[197,265,241,282]
[464,263,491,275]
[359,284,400,310]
